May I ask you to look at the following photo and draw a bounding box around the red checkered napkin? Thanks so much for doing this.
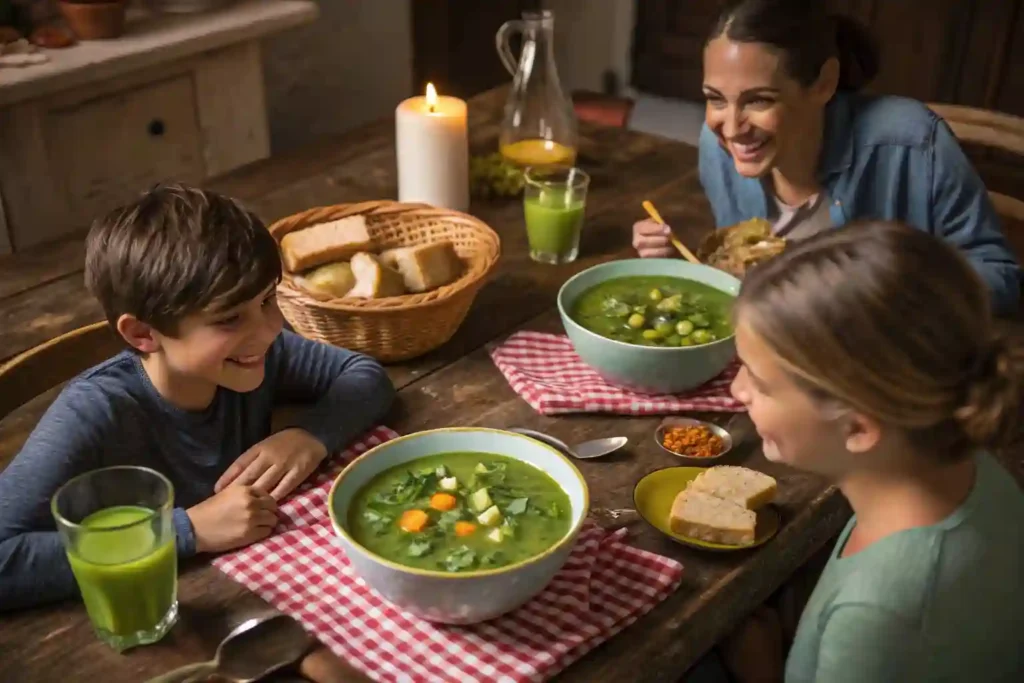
[488,331,745,416]
[214,426,684,683]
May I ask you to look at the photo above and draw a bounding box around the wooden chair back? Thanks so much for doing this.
[927,103,1024,264]
[0,321,125,422]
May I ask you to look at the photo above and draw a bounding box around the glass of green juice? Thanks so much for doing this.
[523,165,590,264]
[51,466,178,652]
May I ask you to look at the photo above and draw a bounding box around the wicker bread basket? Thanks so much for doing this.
[268,201,501,362]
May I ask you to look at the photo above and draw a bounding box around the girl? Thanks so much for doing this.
[633,0,1020,315]
[717,221,1024,682]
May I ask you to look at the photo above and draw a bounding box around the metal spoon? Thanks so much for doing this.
[146,613,313,683]
[508,427,627,460]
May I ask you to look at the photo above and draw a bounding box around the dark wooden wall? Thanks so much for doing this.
[411,0,541,100]
[631,0,1024,116]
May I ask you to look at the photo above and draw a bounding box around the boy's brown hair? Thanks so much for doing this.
[85,183,282,335]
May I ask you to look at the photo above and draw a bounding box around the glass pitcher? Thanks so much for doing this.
[495,9,579,170]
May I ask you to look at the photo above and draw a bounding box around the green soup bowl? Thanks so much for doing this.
[328,428,589,624]
[557,258,741,394]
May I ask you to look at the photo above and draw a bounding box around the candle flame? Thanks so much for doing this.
[425,82,438,112]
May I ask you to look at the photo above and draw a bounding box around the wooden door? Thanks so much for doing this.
[411,0,542,100]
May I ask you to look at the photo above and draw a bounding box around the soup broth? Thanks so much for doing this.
[348,452,572,573]
[572,275,734,346]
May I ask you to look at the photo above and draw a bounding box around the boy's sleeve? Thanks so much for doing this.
[0,384,104,610]
[930,119,1021,316]
[806,604,918,683]
[269,331,396,455]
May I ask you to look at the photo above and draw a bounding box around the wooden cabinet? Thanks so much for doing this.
[631,0,1024,117]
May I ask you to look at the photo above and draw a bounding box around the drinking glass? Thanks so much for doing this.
[52,466,178,652]
[523,166,590,264]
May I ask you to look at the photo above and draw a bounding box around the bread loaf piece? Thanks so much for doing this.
[280,216,374,272]
[299,261,357,298]
[348,252,406,298]
[379,241,463,293]
[669,488,756,546]
[689,466,777,510]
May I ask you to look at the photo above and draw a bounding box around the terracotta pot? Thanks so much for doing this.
[59,1,127,41]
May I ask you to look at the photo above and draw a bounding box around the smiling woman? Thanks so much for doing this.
[633,0,1021,316]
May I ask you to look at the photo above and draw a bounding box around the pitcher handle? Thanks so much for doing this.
[495,19,524,76]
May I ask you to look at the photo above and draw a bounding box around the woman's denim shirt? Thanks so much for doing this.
[698,91,1021,315]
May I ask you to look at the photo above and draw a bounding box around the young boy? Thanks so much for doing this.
[0,184,396,611]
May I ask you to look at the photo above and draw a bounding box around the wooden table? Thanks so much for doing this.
[0,85,1000,682]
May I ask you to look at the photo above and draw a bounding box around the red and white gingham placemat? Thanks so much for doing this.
[488,331,745,416]
[213,426,684,683]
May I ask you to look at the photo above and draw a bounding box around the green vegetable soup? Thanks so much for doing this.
[571,275,734,347]
[348,453,572,573]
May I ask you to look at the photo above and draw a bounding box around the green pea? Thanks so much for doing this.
[675,320,695,336]
[627,313,646,329]
[691,329,712,344]
[688,313,710,328]
[655,321,675,335]
[656,295,683,313]
[648,288,664,302]
[642,329,663,341]
[679,336,694,347]
[665,334,683,347]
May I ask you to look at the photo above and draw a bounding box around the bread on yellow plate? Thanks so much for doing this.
[669,488,757,546]
[280,216,374,272]
[688,466,777,510]
[379,240,463,293]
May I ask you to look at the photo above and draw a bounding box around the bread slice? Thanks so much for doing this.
[300,261,357,298]
[379,241,463,293]
[347,252,406,298]
[689,466,777,510]
[670,488,756,546]
[280,216,374,272]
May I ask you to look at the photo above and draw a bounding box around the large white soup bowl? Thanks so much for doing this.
[327,427,589,624]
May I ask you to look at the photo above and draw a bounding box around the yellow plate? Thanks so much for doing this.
[633,467,780,551]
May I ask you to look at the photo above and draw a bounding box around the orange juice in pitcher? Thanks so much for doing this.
[496,10,578,170]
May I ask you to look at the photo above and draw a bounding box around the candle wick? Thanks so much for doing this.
[429,104,436,113]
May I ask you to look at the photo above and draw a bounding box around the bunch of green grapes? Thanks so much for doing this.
[470,153,525,199]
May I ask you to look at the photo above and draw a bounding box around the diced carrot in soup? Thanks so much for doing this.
[430,493,457,511]
[454,521,477,537]
[399,509,429,533]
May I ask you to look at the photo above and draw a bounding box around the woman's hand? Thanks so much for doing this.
[632,219,676,258]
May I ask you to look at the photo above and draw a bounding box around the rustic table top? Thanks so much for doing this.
[1,86,1019,683]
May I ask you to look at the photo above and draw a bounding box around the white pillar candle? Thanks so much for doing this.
[395,83,469,212]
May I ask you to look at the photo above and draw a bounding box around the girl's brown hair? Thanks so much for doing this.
[736,221,1023,460]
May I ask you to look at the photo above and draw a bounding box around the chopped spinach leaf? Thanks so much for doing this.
[504,497,529,516]
[437,509,465,531]
[443,545,477,572]
[407,539,434,558]
[481,550,508,567]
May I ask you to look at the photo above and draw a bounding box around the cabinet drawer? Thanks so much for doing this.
[44,75,205,221]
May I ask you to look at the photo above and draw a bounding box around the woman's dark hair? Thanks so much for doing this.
[709,0,880,91]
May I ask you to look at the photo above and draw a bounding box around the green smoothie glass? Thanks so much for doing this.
[52,466,178,652]
[523,166,590,264]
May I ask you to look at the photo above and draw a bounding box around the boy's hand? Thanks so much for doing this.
[187,485,278,553]
[215,428,328,500]
[721,605,785,683]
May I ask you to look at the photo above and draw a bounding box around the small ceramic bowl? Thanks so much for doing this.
[654,417,732,464]
[327,427,589,625]
[557,258,740,394]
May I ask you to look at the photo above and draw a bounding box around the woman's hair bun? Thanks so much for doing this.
[955,334,1024,449]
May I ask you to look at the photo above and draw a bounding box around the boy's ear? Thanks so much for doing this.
[843,410,882,455]
[116,314,161,354]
